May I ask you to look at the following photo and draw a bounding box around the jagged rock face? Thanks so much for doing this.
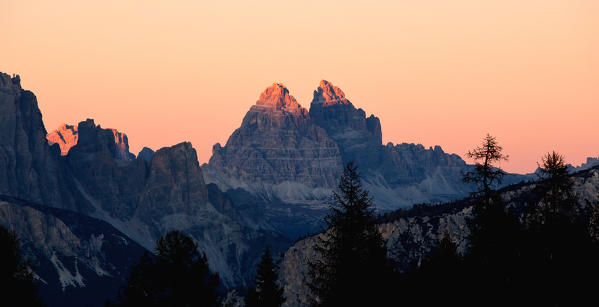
[66,119,146,220]
[137,142,208,224]
[310,80,383,158]
[279,167,599,307]
[69,119,134,161]
[310,80,465,187]
[207,83,343,189]
[0,73,87,213]
[47,124,78,156]
[0,196,147,307]
[137,147,155,162]
[206,80,503,209]
[1,73,283,288]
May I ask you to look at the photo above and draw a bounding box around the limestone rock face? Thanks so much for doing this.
[0,72,285,288]
[47,124,78,155]
[137,147,155,162]
[66,119,146,220]
[205,79,515,209]
[70,119,135,161]
[0,72,86,212]
[137,142,208,223]
[207,83,343,190]
[309,80,383,167]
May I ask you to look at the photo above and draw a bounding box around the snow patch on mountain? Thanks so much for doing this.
[50,253,85,290]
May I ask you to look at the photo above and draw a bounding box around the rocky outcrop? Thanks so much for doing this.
[137,147,155,162]
[47,124,78,155]
[206,83,343,192]
[309,80,478,208]
[136,142,208,226]
[66,119,146,220]
[0,195,147,307]
[309,80,383,164]
[0,72,89,213]
[68,119,134,161]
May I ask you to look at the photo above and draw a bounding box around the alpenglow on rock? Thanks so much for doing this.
[205,79,493,209]
[205,83,343,193]
[309,79,383,166]
[47,124,79,155]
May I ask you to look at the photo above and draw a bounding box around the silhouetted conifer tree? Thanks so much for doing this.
[116,230,219,307]
[0,225,42,307]
[245,248,285,307]
[524,152,596,305]
[463,134,508,205]
[534,151,576,221]
[462,134,524,305]
[308,162,390,307]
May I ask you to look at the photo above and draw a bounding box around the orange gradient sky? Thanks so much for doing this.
[1,0,598,173]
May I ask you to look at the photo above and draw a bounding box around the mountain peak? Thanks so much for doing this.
[47,123,79,156]
[312,80,350,106]
[256,82,302,112]
[0,72,22,93]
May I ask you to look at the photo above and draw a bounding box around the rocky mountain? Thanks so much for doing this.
[0,72,292,291]
[0,71,533,305]
[205,80,527,210]
[0,195,147,307]
[279,165,599,306]
[0,73,89,213]
[570,156,599,172]
[204,83,343,203]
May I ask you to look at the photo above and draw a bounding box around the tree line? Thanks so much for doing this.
[2,134,599,306]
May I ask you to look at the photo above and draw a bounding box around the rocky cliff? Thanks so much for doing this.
[0,72,293,290]
[205,83,343,201]
[0,73,90,213]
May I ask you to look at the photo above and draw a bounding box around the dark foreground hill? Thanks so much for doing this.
[0,195,147,307]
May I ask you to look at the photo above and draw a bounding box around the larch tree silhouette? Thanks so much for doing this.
[461,134,524,305]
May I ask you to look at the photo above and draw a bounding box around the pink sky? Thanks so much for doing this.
[1,0,598,173]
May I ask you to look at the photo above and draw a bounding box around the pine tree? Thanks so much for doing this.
[308,162,389,307]
[117,230,220,307]
[0,225,42,307]
[525,152,594,305]
[535,151,576,222]
[245,248,285,307]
